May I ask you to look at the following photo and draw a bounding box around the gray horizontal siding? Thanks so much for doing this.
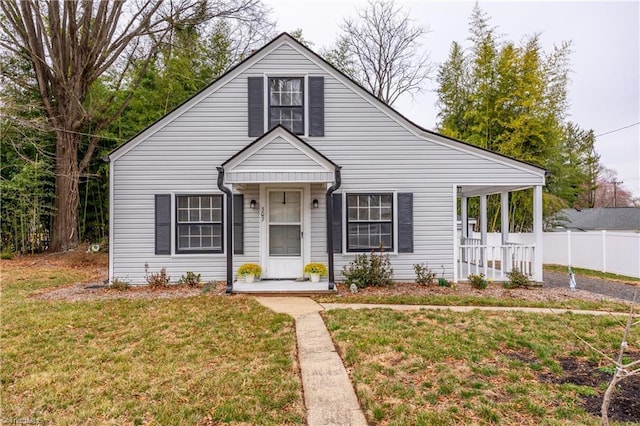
[112,41,544,282]
[234,137,321,170]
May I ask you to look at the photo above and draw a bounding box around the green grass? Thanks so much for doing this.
[1,265,304,424]
[313,293,633,312]
[323,308,638,425]
[545,264,640,283]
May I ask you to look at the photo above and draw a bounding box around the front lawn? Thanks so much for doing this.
[323,308,639,425]
[1,263,304,424]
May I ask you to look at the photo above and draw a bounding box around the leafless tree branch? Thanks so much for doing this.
[338,0,432,105]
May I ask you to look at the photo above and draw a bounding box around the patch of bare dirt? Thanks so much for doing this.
[32,281,228,302]
[2,244,109,269]
[6,249,634,305]
[333,281,631,304]
[536,351,640,423]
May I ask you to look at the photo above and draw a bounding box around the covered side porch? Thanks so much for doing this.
[455,184,544,283]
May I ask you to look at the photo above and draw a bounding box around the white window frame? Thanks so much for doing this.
[263,73,309,136]
[170,191,227,257]
[342,191,398,255]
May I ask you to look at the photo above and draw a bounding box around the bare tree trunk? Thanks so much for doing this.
[601,300,636,426]
[49,132,80,252]
[601,372,622,426]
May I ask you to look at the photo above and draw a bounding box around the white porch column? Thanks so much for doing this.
[461,196,468,240]
[501,191,509,273]
[500,192,509,244]
[533,185,543,282]
[480,194,487,266]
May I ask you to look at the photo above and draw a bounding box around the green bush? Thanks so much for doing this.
[414,263,436,285]
[437,277,451,287]
[342,247,393,288]
[109,278,130,291]
[467,273,488,289]
[178,271,201,287]
[202,281,217,294]
[505,268,530,289]
[144,262,171,288]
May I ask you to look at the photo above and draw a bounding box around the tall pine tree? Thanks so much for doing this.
[436,4,598,231]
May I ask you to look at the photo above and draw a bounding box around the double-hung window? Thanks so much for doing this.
[269,77,304,134]
[176,195,223,253]
[346,193,394,252]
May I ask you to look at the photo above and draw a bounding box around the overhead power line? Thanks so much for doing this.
[595,121,640,137]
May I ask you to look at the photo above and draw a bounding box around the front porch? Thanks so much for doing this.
[458,240,535,281]
[455,183,543,283]
[233,279,337,295]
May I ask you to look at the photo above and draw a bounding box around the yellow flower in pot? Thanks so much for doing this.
[304,262,327,283]
[237,263,262,283]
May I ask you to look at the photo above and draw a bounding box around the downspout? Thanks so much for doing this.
[326,166,342,290]
[216,167,233,293]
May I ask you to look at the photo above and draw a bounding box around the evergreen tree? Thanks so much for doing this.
[436,4,597,231]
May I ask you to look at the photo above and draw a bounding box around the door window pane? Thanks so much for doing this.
[269,225,301,256]
[269,191,301,223]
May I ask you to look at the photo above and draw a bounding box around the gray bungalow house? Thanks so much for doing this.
[108,33,546,291]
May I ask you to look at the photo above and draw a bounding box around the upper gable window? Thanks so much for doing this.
[269,77,304,134]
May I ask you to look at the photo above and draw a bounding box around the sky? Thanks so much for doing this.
[263,0,640,197]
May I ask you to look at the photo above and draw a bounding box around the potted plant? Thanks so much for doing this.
[237,263,262,283]
[304,262,328,283]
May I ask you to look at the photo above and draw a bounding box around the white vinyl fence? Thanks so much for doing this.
[471,231,640,278]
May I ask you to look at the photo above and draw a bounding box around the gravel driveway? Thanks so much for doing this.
[544,270,639,303]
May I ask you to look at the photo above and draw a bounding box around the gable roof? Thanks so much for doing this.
[222,125,337,183]
[554,207,640,231]
[108,32,546,180]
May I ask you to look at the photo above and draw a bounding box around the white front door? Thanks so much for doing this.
[265,189,304,278]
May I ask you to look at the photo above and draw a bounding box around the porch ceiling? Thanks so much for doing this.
[459,184,537,198]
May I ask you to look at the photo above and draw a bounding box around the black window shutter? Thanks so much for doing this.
[332,193,342,253]
[233,194,244,254]
[308,76,324,136]
[155,194,171,255]
[248,77,264,137]
[398,193,413,253]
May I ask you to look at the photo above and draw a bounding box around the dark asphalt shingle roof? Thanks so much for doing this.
[553,207,640,231]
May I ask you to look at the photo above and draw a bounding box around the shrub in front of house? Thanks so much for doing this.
[342,247,393,288]
[467,273,488,289]
[414,263,436,285]
[109,277,130,291]
[178,271,201,286]
[504,268,530,289]
[144,262,171,288]
[437,277,451,287]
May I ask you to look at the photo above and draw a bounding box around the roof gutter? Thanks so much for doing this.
[325,166,342,290]
[217,167,233,293]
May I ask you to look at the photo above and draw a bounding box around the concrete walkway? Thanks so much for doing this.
[256,297,368,426]
[255,297,631,425]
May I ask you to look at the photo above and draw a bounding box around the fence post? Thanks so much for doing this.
[602,230,607,273]
[567,230,571,267]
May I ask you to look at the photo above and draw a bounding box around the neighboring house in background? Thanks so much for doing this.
[552,207,640,232]
[108,33,547,291]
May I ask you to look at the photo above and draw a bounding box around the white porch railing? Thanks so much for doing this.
[459,238,535,280]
